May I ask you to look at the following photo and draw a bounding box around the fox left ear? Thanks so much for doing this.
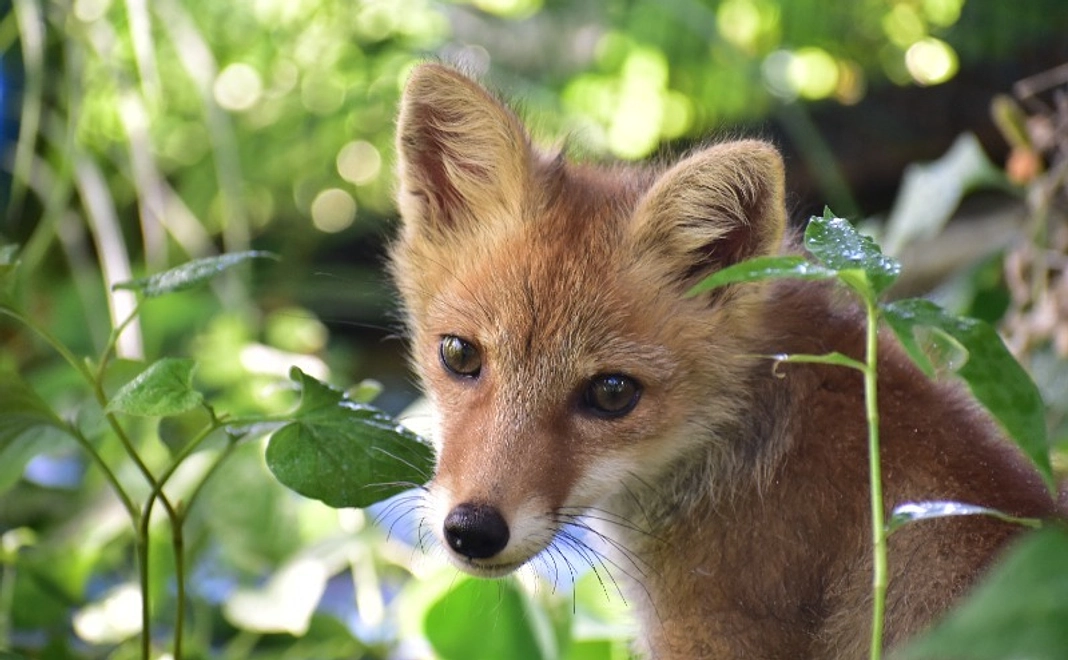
[629,140,786,290]
[395,63,531,238]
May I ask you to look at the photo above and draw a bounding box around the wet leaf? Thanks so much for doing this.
[687,255,835,295]
[113,251,277,298]
[899,526,1068,659]
[772,351,866,372]
[888,500,1042,535]
[105,358,204,417]
[265,368,434,509]
[883,298,1053,491]
[804,210,901,296]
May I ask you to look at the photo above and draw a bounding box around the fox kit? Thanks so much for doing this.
[389,63,1057,658]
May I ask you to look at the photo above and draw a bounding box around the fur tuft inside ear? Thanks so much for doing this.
[395,64,531,237]
[629,140,787,289]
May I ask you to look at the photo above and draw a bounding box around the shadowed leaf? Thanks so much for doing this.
[266,368,434,509]
[0,375,76,494]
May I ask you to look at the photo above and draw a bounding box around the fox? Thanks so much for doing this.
[388,62,1059,658]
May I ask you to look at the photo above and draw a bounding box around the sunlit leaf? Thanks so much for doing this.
[265,368,434,509]
[883,298,1053,490]
[105,358,204,417]
[804,210,901,295]
[888,500,1042,535]
[899,527,1068,659]
[424,577,555,660]
[687,255,836,296]
[0,375,75,494]
[113,251,278,298]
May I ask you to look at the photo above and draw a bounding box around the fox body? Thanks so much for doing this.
[389,64,1057,658]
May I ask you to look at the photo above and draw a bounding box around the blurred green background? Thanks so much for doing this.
[1,0,1067,658]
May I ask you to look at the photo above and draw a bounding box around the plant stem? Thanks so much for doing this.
[864,297,887,660]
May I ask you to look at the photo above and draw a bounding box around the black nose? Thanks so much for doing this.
[443,503,510,559]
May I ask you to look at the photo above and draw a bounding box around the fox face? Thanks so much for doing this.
[390,63,786,578]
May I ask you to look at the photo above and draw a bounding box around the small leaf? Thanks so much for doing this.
[804,211,901,295]
[888,500,1042,535]
[899,526,1068,660]
[883,298,1053,490]
[106,358,204,417]
[687,255,836,296]
[772,351,867,372]
[113,251,277,298]
[0,375,75,494]
[265,368,434,509]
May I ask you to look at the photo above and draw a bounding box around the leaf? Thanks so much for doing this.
[223,556,328,635]
[898,526,1068,660]
[883,133,1005,256]
[0,375,75,494]
[804,210,901,296]
[265,368,434,509]
[687,255,836,296]
[772,351,867,372]
[113,251,277,298]
[888,500,1042,535]
[424,577,556,660]
[106,358,204,417]
[883,298,1053,490]
[0,244,18,300]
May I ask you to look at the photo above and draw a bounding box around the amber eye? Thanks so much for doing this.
[583,374,641,417]
[440,335,481,377]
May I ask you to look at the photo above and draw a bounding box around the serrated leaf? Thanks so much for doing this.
[265,368,434,509]
[899,527,1068,660]
[113,251,277,298]
[883,298,1053,490]
[888,500,1042,535]
[106,358,204,417]
[804,211,901,295]
[0,375,76,495]
[687,255,836,296]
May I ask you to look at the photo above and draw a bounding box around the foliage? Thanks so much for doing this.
[1,0,1066,659]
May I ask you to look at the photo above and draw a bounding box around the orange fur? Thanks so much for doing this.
[389,63,1058,658]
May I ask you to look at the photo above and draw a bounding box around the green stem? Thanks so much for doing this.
[864,297,887,660]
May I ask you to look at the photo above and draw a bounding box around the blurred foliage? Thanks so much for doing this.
[0,0,1067,658]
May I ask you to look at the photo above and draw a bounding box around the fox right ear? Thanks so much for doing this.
[395,64,531,236]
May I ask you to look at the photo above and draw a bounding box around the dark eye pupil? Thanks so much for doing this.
[440,336,481,377]
[585,374,640,416]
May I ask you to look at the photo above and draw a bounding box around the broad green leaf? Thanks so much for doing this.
[888,501,1042,535]
[883,298,1053,490]
[687,255,836,296]
[265,368,434,508]
[0,375,75,494]
[899,527,1068,659]
[424,577,555,660]
[804,211,901,295]
[113,250,277,298]
[105,358,204,417]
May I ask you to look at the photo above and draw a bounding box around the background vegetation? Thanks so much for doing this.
[1,0,1066,658]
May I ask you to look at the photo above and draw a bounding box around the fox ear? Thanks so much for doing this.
[396,64,530,236]
[629,140,786,291]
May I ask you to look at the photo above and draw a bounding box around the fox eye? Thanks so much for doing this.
[583,374,641,417]
[440,335,481,377]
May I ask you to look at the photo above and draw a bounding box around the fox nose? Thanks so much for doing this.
[443,503,510,559]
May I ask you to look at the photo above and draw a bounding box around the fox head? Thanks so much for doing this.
[390,63,787,577]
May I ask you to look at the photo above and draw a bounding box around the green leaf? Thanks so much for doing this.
[265,368,434,508]
[0,244,18,300]
[899,526,1068,659]
[772,351,867,372]
[113,251,277,298]
[888,500,1042,535]
[687,255,836,296]
[883,298,1053,490]
[106,358,204,417]
[424,577,556,660]
[804,211,901,295]
[0,374,76,494]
